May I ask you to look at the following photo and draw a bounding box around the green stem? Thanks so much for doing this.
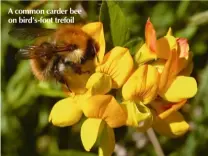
[147,128,165,156]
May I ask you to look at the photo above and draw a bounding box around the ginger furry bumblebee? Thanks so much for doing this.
[9,25,99,90]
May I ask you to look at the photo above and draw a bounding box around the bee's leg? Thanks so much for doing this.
[92,44,100,63]
[54,69,71,92]
[63,80,71,92]
[53,58,71,92]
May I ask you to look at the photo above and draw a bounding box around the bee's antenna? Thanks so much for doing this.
[96,54,99,63]
[92,44,100,63]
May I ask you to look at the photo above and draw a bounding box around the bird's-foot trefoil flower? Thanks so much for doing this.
[134,18,197,137]
[86,46,134,96]
[49,93,91,127]
[150,98,189,137]
[121,64,159,131]
[49,24,135,156]
[79,47,134,155]
[47,18,198,156]
[81,95,127,156]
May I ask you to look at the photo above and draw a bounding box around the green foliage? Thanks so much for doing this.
[123,37,143,56]
[100,1,130,47]
[1,1,208,156]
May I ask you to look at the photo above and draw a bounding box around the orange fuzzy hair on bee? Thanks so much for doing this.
[12,24,99,92]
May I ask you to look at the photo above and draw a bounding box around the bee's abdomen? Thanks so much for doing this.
[30,59,48,80]
[30,56,57,81]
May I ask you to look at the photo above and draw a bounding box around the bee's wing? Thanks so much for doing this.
[16,44,73,60]
[16,45,53,59]
[9,28,56,40]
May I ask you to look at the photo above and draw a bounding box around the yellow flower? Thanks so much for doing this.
[86,46,134,95]
[119,64,160,131]
[134,18,157,64]
[64,22,105,94]
[49,22,134,120]
[122,64,159,104]
[122,100,153,132]
[81,95,127,156]
[135,18,190,65]
[96,47,134,89]
[134,18,197,102]
[86,72,112,95]
[133,18,197,137]
[49,93,89,127]
[49,42,134,156]
[154,48,197,102]
[150,99,189,137]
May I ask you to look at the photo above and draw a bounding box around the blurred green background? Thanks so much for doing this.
[1,1,208,156]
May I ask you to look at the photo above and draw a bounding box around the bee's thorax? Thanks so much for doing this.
[65,49,84,63]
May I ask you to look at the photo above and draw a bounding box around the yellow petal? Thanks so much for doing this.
[179,62,193,76]
[150,99,187,120]
[134,43,157,65]
[177,38,189,59]
[82,22,105,64]
[159,49,178,93]
[156,34,177,59]
[153,111,189,137]
[86,72,112,95]
[161,76,197,102]
[96,47,134,88]
[178,52,193,76]
[82,95,127,128]
[166,27,172,36]
[81,118,104,151]
[145,18,157,53]
[98,124,115,156]
[122,101,153,131]
[122,65,159,104]
[49,97,82,127]
[134,18,157,65]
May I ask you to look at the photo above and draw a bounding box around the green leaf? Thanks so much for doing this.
[1,20,12,69]
[175,25,198,39]
[176,1,190,19]
[151,2,175,28]
[123,37,143,56]
[37,81,66,98]
[189,10,208,26]
[193,65,208,106]
[5,61,38,109]
[181,133,197,156]
[36,105,50,133]
[99,1,113,51]
[99,1,129,47]
[193,65,208,119]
